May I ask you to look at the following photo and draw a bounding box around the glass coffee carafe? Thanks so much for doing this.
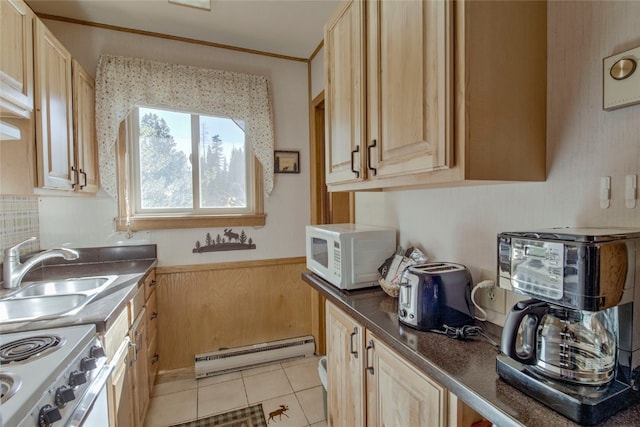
[503,300,618,386]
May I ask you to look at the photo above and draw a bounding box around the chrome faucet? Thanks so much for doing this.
[2,237,79,289]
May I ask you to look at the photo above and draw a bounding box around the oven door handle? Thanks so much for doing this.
[66,364,114,427]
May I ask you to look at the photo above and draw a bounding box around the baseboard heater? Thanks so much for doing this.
[195,335,315,379]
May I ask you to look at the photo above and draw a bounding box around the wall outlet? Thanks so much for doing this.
[475,268,507,314]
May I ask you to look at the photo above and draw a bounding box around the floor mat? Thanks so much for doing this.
[169,404,267,427]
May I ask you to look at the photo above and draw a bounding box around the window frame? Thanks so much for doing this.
[115,109,265,232]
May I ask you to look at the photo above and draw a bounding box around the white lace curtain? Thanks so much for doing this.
[95,54,275,198]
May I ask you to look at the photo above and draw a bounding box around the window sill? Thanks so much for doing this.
[115,214,266,231]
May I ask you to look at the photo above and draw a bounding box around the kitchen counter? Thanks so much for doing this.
[302,272,640,427]
[0,244,157,334]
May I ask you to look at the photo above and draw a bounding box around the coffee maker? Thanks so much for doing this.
[496,228,640,425]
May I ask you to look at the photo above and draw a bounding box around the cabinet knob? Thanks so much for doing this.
[152,353,159,365]
[150,311,158,320]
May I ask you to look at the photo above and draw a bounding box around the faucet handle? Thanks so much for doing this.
[5,237,37,259]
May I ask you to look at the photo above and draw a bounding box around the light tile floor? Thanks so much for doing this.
[144,356,327,427]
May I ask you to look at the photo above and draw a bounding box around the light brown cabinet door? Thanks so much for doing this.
[326,301,366,427]
[0,0,34,118]
[72,59,98,193]
[365,331,447,427]
[108,337,136,427]
[34,18,74,190]
[324,0,366,186]
[130,307,150,426]
[146,288,159,391]
[367,0,452,181]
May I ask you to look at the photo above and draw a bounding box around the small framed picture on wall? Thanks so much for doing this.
[274,150,300,174]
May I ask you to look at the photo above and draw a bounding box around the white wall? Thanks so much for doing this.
[310,46,325,100]
[38,20,311,266]
[356,2,640,322]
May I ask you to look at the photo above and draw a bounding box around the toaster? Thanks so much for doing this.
[398,262,475,331]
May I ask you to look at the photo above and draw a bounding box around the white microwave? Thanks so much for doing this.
[305,223,396,290]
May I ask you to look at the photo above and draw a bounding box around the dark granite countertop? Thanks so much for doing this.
[302,272,640,427]
[0,245,157,334]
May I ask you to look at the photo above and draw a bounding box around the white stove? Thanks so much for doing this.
[0,324,112,427]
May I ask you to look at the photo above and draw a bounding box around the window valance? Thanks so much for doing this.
[95,54,275,198]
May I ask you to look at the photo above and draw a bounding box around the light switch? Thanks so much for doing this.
[600,176,611,209]
[603,46,640,110]
[626,175,637,208]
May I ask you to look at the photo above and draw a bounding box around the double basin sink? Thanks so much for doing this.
[0,275,117,324]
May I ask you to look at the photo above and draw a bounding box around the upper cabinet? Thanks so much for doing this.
[324,0,366,186]
[0,0,34,118]
[366,0,452,183]
[72,59,99,193]
[33,19,99,193]
[34,18,75,190]
[324,0,546,192]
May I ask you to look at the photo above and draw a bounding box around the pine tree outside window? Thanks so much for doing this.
[129,106,253,216]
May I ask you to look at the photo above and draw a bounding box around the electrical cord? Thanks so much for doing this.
[431,324,500,349]
[470,279,495,322]
[429,279,502,349]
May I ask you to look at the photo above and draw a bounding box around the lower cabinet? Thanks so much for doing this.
[326,301,476,427]
[103,269,158,427]
[130,306,150,426]
[326,300,366,426]
[365,331,446,426]
[109,337,135,427]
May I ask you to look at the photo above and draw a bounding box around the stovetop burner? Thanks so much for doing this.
[0,372,21,403]
[0,335,64,364]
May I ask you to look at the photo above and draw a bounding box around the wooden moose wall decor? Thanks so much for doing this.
[193,228,257,253]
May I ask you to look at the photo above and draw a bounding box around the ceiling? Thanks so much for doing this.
[25,0,341,60]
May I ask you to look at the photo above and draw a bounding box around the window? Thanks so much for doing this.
[117,106,265,231]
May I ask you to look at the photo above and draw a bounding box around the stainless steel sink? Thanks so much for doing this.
[0,275,118,324]
[12,276,113,297]
[0,294,89,323]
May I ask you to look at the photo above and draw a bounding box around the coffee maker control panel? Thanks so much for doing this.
[508,238,565,300]
[498,228,636,311]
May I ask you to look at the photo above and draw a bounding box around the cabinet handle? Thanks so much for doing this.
[128,341,138,364]
[152,353,159,365]
[79,169,87,189]
[136,330,143,350]
[367,139,377,176]
[71,166,80,190]
[365,340,375,374]
[149,279,157,287]
[150,311,158,320]
[350,145,360,178]
[349,327,359,358]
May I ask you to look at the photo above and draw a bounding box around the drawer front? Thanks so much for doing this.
[143,269,157,301]
[100,308,129,362]
[128,284,145,325]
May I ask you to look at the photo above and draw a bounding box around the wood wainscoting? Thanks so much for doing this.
[154,257,314,372]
